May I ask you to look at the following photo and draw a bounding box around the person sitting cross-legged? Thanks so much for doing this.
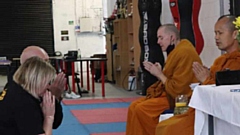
[126,24,202,135]
[155,14,240,135]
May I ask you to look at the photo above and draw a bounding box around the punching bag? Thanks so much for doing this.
[138,0,165,95]
[230,0,240,16]
[169,0,204,54]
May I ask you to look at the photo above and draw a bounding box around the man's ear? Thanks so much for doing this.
[170,35,174,42]
[233,30,238,39]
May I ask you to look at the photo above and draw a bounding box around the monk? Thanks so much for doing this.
[126,24,202,135]
[155,15,240,135]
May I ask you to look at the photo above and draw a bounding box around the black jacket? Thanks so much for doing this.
[0,81,45,135]
[4,66,63,129]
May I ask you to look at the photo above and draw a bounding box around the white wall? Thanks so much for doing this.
[53,0,105,57]
[76,32,105,57]
[198,0,221,67]
[223,0,230,15]
[53,0,77,54]
[198,0,230,67]
[76,0,103,32]
[161,0,174,24]
[103,0,116,18]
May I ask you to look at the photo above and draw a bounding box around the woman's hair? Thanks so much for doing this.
[13,56,56,99]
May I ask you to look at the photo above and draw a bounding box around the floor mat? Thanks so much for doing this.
[72,108,128,124]
[62,97,139,105]
[91,132,125,135]
[53,97,137,135]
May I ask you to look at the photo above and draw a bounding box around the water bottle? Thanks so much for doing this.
[174,95,189,115]
[128,75,136,91]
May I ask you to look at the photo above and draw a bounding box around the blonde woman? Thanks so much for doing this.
[0,57,56,135]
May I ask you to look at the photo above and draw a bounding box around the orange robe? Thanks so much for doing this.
[155,50,240,135]
[126,40,202,135]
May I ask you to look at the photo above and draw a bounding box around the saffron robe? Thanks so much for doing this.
[155,50,240,135]
[126,39,202,135]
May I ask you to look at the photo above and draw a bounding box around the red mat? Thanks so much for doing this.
[63,97,139,105]
[71,108,128,124]
[91,132,125,135]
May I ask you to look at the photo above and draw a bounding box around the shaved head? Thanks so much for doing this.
[214,15,239,53]
[20,46,49,64]
[159,24,180,40]
[217,15,237,32]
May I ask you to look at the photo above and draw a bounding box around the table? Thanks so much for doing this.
[0,60,11,66]
[0,60,11,74]
[48,56,64,73]
[64,57,107,97]
[189,85,240,135]
[13,57,64,72]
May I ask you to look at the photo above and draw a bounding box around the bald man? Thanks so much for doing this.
[20,46,49,64]
[5,46,65,129]
[126,24,202,135]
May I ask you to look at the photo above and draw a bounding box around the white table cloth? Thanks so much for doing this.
[189,85,240,135]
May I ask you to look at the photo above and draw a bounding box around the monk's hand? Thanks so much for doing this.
[192,62,210,83]
[143,61,162,77]
[48,72,66,101]
[143,61,152,72]
[150,62,162,77]
[154,62,162,72]
[154,62,167,83]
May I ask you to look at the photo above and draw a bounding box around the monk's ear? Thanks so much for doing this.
[233,30,238,39]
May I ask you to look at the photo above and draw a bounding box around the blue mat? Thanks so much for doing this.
[53,102,130,135]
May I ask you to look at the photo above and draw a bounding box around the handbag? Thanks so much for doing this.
[215,69,240,86]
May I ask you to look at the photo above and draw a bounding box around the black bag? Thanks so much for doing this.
[64,51,78,60]
[216,69,240,86]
